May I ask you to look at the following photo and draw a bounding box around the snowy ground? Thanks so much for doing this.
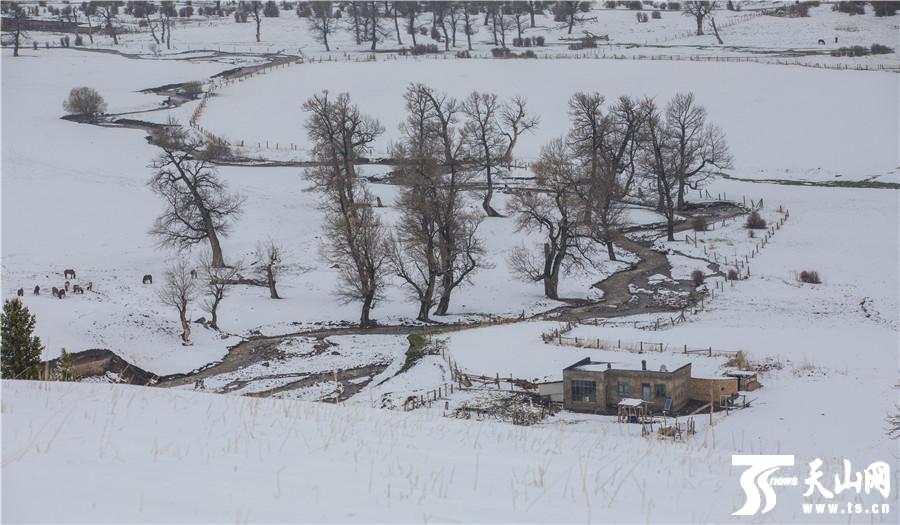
[2,6,898,523]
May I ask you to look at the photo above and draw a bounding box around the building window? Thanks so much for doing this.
[617,382,629,397]
[655,384,666,398]
[571,380,596,402]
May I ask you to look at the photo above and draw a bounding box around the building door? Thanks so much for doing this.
[642,383,651,401]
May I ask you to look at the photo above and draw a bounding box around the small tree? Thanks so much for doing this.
[198,253,242,330]
[1,298,44,379]
[63,87,107,121]
[55,348,79,381]
[158,260,197,344]
[254,239,284,299]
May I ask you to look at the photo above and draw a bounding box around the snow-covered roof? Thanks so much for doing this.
[618,398,646,407]
[725,370,757,377]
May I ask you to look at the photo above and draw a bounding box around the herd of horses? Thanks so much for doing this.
[15,270,154,299]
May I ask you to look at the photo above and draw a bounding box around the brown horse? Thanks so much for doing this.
[73,284,84,294]
[64,269,76,279]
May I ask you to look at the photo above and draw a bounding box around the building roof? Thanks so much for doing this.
[617,398,646,407]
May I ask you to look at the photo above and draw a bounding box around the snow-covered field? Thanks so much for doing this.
[2,4,898,523]
[201,57,898,178]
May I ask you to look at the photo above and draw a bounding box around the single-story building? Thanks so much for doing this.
[562,357,743,415]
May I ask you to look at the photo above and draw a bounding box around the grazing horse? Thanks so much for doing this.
[64,269,76,279]
[51,286,59,297]
[817,39,825,45]
[57,289,66,299]
[72,284,84,294]
[142,274,153,285]
[86,281,93,292]
[33,285,40,295]
[64,281,70,292]
[17,288,24,297]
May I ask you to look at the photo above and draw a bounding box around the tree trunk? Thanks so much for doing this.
[529,1,536,27]
[710,16,723,44]
[695,14,704,36]
[266,266,280,299]
[13,28,19,56]
[677,180,686,210]
[606,240,617,261]
[666,214,675,241]
[209,300,220,330]
[393,8,402,44]
[360,289,375,327]
[543,273,559,300]
[409,12,417,46]
[207,228,225,268]
[323,27,330,51]
[179,310,192,343]
[255,15,261,42]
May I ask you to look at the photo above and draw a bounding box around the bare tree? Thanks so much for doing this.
[158,259,197,344]
[8,3,27,57]
[553,1,591,34]
[159,1,175,49]
[364,1,389,50]
[567,93,646,260]
[388,86,444,321]
[489,8,514,48]
[507,138,587,300]
[147,123,244,267]
[247,1,263,42]
[303,92,388,327]
[461,92,538,217]
[63,86,107,121]
[397,1,418,46]
[406,83,485,315]
[386,1,402,45]
[308,1,336,51]
[197,252,242,330]
[461,2,476,50]
[254,239,284,299]
[80,2,96,44]
[683,1,717,36]
[97,2,119,45]
[665,92,732,209]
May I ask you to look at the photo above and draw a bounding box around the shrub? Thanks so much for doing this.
[32,41,38,50]
[263,1,279,17]
[523,37,532,46]
[727,269,738,281]
[411,43,439,55]
[873,2,899,16]
[799,270,821,284]
[455,50,471,59]
[534,36,545,46]
[604,0,617,7]
[831,45,869,57]
[182,81,203,96]
[659,2,668,9]
[745,211,767,229]
[74,33,84,46]
[651,10,661,18]
[668,2,681,10]
[871,43,894,54]
[628,0,643,9]
[491,47,512,58]
[691,217,708,231]
[691,270,705,287]
[63,86,107,120]
[832,1,865,15]
[512,37,523,47]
